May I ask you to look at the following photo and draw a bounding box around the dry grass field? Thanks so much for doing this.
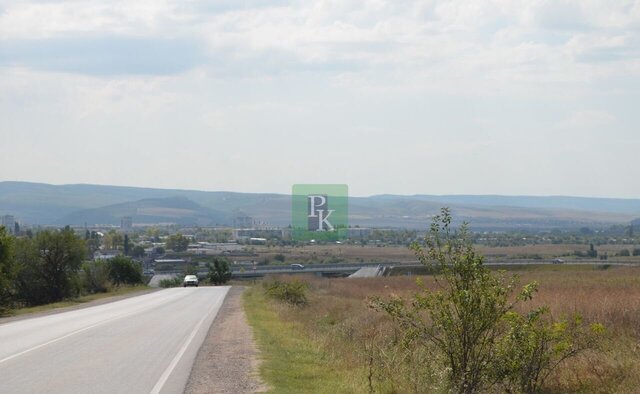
[251,244,640,264]
[254,266,640,393]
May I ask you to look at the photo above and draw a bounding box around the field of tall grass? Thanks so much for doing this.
[251,244,640,265]
[248,266,640,393]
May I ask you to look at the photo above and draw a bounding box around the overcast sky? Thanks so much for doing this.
[0,0,639,197]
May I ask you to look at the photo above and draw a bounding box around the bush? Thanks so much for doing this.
[264,278,308,306]
[207,257,232,285]
[108,256,143,286]
[82,261,110,293]
[273,253,286,262]
[633,248,640,257]
[159,277,183,288]
[371,208,603,393]
[495,308,605,393]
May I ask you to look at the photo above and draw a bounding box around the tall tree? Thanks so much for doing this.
[108,255,142,286]
[131,245,146,258]
[124,234,130,256]
[16,228,86,305]
[166,233,189,252]
[0,227,17,312]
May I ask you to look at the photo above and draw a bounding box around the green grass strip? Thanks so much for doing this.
[243,287,364,394]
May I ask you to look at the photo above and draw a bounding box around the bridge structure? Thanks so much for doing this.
[150,259,640,283]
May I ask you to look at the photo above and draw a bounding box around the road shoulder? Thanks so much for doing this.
[185,286,267,394]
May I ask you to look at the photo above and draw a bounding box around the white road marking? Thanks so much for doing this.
[149,294,224,394]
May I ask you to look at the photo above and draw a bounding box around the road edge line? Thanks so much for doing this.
[149,287,230,394]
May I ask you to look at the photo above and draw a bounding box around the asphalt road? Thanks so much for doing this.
[0,287,230,394]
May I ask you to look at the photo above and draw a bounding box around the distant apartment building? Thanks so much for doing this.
[1,215,16,234]
[121,216,133,232]
[234,215,254,228]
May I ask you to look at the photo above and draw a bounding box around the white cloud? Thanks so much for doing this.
[0,0,639,197]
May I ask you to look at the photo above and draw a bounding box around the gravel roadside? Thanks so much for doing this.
[185,286,267,394]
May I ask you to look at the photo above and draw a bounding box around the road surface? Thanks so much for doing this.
[0,287,230,394]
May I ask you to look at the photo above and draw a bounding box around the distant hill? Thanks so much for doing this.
[371,194,640,215]
[0,181,282,225]
[58,196,230,226]
[1,181,639,230]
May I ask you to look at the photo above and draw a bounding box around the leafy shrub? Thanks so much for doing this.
[264,279,308,306]
[159,277,183,288]
[108,256,143,286]
[273,253,286,262]
[207,257,232,285]
[495,308,605,393]
[82,261,110,293]
[371,208,603,393]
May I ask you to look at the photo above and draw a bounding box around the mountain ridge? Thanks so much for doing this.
[1,181,639,230]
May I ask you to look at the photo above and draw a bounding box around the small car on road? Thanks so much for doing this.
[183,275,199,287]
[290,263,305,270]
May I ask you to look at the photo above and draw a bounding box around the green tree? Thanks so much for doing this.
[166,233,189,252]
[82,260,110,293]
[131,245,146,258]
[0,227,17,312]
[85,231,101,258]
[207,257,231,285]
[108,255,143,286]
[123,234,131,256]
[102,230,123,250]
[15,228,86,305]
[182,263,198,276]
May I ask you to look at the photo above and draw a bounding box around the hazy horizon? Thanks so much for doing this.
[3,179,640,201]
[1,1,639,198]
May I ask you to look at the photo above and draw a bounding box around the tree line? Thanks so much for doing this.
[0,226,143,314]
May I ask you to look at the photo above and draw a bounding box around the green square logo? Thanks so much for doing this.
[292,184,348,241]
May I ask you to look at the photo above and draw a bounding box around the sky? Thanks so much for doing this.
[0,0,639,198]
